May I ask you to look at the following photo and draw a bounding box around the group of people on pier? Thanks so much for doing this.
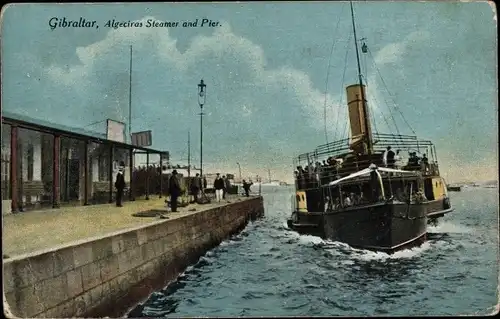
[294,146,433,190]
[112,161,256,212]
[213,173,233,202]
[189,173,207,205]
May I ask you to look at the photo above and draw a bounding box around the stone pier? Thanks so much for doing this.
[2,196,264,318]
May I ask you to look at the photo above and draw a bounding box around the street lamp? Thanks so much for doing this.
[236,162,242,183]
[198,79,207,182]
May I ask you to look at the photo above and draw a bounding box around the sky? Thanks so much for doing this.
[1,1,497,183]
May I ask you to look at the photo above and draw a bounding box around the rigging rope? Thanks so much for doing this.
[363,74,380,137]
[367,84,393,137]
[340,93,349,142]
[334,31,352,143]
[360,38,381,142]
[323,3,346,145]
[367,47,417,137]
[365,48,401,139]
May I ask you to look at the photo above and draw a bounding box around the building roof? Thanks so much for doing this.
[1,110,168,156]
[2,110,107,139]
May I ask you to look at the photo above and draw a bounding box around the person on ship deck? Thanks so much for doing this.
[421,154,430,173]
[386,146,396,168]
[394,150,402,169]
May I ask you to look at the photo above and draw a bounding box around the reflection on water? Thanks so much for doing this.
[128,187,499,317]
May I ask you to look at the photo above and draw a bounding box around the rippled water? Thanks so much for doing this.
[127,186,499,317]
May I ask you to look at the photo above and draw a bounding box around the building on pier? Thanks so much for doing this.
[1,111,169,214]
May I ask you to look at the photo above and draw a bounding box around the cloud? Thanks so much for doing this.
[46,17,342,136]
[373,30,430,66]
[362,30,431,134]
[5,16,349,179]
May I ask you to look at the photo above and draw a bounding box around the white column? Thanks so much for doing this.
[112,163,118,186]
[92,157,99,182]
[124,165,131,183]
[22,147,28,181]
[33,138,42,181]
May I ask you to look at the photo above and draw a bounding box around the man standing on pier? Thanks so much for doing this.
[214,173,225,202]
[222,175,231,199]
[192,173,201,203]
[114,161,126,207]
[242,180,252,197]
[203,175,208,192]
[169,170,181,212]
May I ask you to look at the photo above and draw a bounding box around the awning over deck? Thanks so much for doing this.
[325,165,420,187]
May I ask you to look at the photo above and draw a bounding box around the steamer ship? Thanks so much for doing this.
[287,1,453,253]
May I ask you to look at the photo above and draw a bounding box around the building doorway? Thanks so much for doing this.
[60,137,85,203]
[68,158,80,200]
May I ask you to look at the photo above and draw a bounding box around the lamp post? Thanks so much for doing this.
[236,162,242,183]
[198,79,207,182]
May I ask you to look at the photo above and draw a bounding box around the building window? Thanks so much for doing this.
[27,144,34,181]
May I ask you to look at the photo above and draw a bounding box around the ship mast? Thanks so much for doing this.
[349,1,373,155]
[188,131,191,177]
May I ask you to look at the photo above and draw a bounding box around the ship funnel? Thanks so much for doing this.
[346,84,373,155]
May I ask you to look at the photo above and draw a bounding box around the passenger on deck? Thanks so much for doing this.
[382,146,390,167]
[325,162,335,185]
[344,193,352,207]
[386,146,396,168]
[333,198,341,210]
[414,153,421,165]
[394,150,402,168]
[314,164,321,184]
[421,154,430,173]
[296,166,303,188]
[407,152,418,168]
[413,190,427,203]
[324,196,333,212]
[395,187,405,202]
[327,157,336,167]
[303,165,309,188]
[350,192,358,205]
[336,158,343,170]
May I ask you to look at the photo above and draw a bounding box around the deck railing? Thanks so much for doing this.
[294,158,439,191]
[296,133,439,166]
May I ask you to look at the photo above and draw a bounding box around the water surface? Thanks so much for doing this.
[128,186,499,317]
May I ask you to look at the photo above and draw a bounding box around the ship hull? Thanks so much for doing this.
[288,196,452,233]
[288,200,432,253]
[287,212,324,237]
[322,201,427,253]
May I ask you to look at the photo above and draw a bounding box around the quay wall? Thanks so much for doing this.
[3,197,264,318]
